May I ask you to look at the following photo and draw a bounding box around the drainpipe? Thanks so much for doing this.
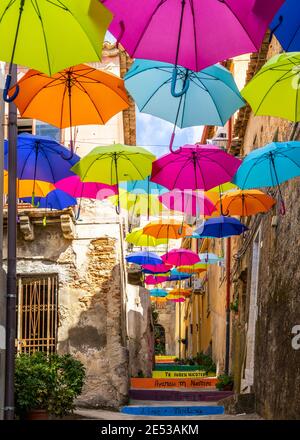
[225,117,233,375]
[0,61,6,420]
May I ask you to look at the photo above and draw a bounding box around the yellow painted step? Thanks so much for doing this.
[152,370,216,379]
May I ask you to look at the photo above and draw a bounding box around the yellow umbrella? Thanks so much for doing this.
[126,227,168,247]
[4,171,55,198]
[176,263,207,274]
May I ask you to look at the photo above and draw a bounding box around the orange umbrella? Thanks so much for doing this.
[4,171,55,199]
[176,265,207,274]
[143,220,193,240]
[168,289,192,297]
[215,189,276,216]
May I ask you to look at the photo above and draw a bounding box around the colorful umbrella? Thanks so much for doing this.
[143,220,193,240]
[168,297,185,303]
[199,253,224,264]
[151,145,241,191]
[126,251,162,266]
[21,189,77,210]
[71,144,155,213]
[215,190,276,216]
[102,0,284,71]
[4,134,79,185]
[109,189,165,217]
[4,173,55,199]
[195,216,248,238]
[166,269,192,281]
[12,64,129,128]
[145,275,169,285]
[126,228,168,247]
[176,264,207,274]
[241,53,300,122]
[120,177,168,195]
[125,60,244,148]
[149,289,168,297]
[159,189,216,217]
[162,249,200,266]
[55,175,117,200]
[169,288,192,297]
[142,264,172,274]
[270,0,300,52]
[1,0,112,100]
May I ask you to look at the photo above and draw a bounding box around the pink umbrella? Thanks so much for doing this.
[55,175,117,200]
[101,0,284,71]
[159,189,216,216]
[169,297,185,303]
[145,275,169,285]
[162,249,200,267]
[151,144,241,191]
[142,263,172,274]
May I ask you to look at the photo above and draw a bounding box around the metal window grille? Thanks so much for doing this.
[16,274,58,355]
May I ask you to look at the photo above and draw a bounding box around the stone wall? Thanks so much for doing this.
[157,302,177,356]
[3,205,129,409]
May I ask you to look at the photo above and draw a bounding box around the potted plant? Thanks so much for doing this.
[216,374,234,391]
[15,351,86,420]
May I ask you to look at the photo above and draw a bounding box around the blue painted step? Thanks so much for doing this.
[121,406,224,417]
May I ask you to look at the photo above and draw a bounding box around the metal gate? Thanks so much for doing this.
[16,274,58,355]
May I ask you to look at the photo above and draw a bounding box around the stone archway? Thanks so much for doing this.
[154,324,166,355]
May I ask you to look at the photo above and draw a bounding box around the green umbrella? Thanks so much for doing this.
[71,144,156,213]
[241,52,300,122]
[1,0,112,100]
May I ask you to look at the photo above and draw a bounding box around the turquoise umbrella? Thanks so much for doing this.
[125,59,245,151]
[233,142,300,214]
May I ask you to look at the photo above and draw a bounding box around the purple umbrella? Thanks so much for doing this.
[101,0,284,71]
[151,144,241,191]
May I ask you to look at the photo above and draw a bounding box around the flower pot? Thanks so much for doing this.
[25,409,49,420]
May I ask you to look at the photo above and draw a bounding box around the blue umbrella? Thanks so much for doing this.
[21,189,77,210]
[149,289,168,298]
[4,133,79,183]
[233,142,300,214]
[165,269,192,282]
[270,0,300,51]
[125,59,245,150]
[195,216,248,238]
[120,177,168,195]
[126,251,163,266]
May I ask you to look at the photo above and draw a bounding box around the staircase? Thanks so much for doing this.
[121,360,233,417]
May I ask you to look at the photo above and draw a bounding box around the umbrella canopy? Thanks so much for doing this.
[120,177,168,195]
[12,65,129,129]
[169,289,192,297]
[270,0,300,52]
[145,275,169,285]
[168,297,185,303]
[126,251,162,266]
[241,53,300,122]
[21,189,77,210]
[199,253,224,264]
[125,60,244,128]
[102,0,284,71]
[162,249,200,266]
[166,268,192,281]
[215,190,276,216]
[0,0,112,76]
[176,264,207,274]
[109,189,165,217]
[142,264,172,274]
[151,145,241,191]
[4,173,55,198]
[55,175,117,200]
[71,144,155,185]
[159,189,216,217]
[126,228,168,247]
[149,289,168,297]
[143,220,193,240]
[4,134,79,184]
[233,142,300,189]
[195,216,248,238]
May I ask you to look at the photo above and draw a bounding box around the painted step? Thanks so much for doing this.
[129,389,233,402]
[131,377,217,389]
[154,364,215,372]
[152,370,216,379]
[121,405,224,417]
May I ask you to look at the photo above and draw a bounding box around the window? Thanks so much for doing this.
[16,274,59,355]
[36,121,60,141]
[17,118,33,135]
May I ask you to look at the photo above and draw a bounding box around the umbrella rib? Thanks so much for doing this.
[171,156,195,189]
[119,154,148,180]
[59,82,68,129]
[0,0,17,23]
[139,77,172,112]
[76,81,105,124]
[31,0,52,75]
[221,1,258,49]
[39,146,57,183]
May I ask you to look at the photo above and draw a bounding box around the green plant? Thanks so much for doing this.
[230,296,239,313]
[194,352,216,373]
[15,352,86,418]
[216,374,234,391]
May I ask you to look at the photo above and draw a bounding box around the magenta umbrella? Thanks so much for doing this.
[145,275,169,285]
[55,175,117,200]
[101,0,284,71]
[159,189,216,217]
[169,297,185,303]
[151,144,241,191]
[142,263,172,274]
[162,249,200,267]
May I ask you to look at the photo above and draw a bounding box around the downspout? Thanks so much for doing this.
[225,117,233,375]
